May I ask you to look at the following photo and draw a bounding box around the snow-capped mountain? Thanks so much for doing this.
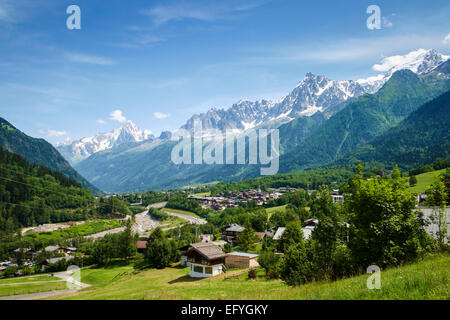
[181,49,449,134]
[181,74,376,133]
[57,121,154,165]
[357,49,450,92]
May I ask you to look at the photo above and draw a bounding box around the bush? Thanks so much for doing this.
[248,269,257,280]
[258,251,280,279]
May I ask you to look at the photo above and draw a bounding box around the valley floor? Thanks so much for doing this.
[47,253,449,300]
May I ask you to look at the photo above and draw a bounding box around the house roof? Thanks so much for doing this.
[188,243,227,261]
[273,227,286,240]
[227,251,259,259]
[46,256,74,264]
[44,245,60,252]
[136,241,147,249]
[225,224,245,232]
[254,232,266,240]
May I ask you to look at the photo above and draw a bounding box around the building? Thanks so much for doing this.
[136,241,147,254]
[225,252,260,269]
[273,227,286,240]
[184,243,227,278]
[221,224,245,244]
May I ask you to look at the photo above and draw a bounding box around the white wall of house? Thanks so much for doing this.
[190,263,223,278]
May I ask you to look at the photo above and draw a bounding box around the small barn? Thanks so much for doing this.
[225,252,260,269]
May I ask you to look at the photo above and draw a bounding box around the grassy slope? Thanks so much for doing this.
[51,253,449,300]
[0,276,58,284]
[23,219,122,242]
[162,208,201,218]
[0,280,66,297]
[408,169,445,194]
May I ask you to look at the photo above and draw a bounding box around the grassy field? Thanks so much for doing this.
[50,253,449,300]
[163,208,201,218]
[408,169,445,194]
[0,276,59,284]
[265,205,288,215]
[0,279,66,297]
[23,219,122,242]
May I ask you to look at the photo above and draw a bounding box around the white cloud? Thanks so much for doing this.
[148,79,188,89]
[443,33,450,44]
[97,119,106,124]
[65,53,115,65]
[40,129,68,137]
[109,110,127,123]
[382,16,393,28]
[372,48,428,72]
[154,112,171,119]
[141,1,263,26]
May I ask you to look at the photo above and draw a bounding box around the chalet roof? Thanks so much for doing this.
[273,227,286,240]
[188,243,227,261]
[227,251,259,259]
[225,224,245,232]
[136,241,147,249]
[44,245,60,252]
[254,232,266,240]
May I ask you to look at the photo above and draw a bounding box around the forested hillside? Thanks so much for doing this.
[279,70,450,173]
[338,90,450,169]
[0,146,95,233]
[0,118,100,194]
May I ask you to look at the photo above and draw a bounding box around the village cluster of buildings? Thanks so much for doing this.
[188,188,348,211]
[0,245,77,274]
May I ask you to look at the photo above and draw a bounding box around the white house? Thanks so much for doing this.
[182,243,227,278]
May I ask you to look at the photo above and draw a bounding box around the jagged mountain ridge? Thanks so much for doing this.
[181,49,449,133]
[57,120,154,165]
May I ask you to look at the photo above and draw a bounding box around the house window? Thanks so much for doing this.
[193,265,203,273]
[205,267,213,274]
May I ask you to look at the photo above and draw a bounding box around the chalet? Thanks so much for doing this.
[136,241,147,253]
[183,243,227,278]
[42,255,75,266]
[331,195,345,203]
[13,248,35,259]
[225,252,260,269]
[221,224,245,244]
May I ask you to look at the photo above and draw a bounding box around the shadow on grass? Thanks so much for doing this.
[168,275,203,284]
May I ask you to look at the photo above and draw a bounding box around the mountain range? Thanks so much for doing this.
[3,48,448,193]
[68,49,450,192]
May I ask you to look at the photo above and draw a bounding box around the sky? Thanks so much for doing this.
[0,0,450,144]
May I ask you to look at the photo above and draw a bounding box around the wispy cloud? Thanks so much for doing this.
[239,33,447,66]
[141,1,264,26]
[148,79,188,89]
[40,129,68,137]
[109,110,127,123]
[65,53,115,65]
[443,33,450,44]
[154,112,171,119]
[97,119,106,124]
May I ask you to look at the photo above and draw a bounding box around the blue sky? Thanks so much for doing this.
[0,0,450,144]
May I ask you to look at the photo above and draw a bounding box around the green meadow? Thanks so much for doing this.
[49,253,449,300]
